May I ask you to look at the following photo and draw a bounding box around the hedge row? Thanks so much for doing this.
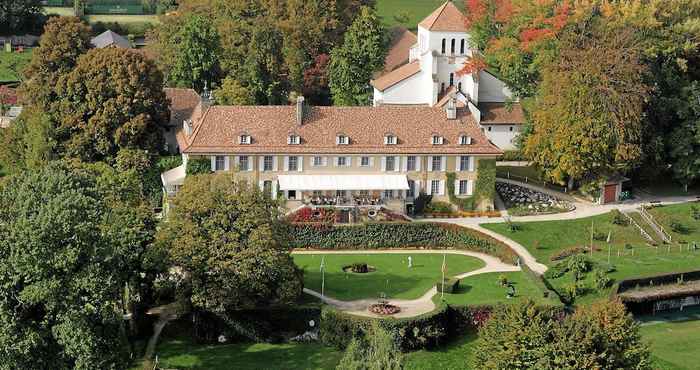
[319,304,494,351]
[286,222,518,265]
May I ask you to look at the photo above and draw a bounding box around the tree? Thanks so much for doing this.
[0,161,155,369]
[156,173,302,331]
[337,322,403,370]
[214,76,255,105]
[0,106,55,175]
[53,47,169,161]
[20,16,92,110]
[329,6,386,106]
[667,82,700,190]
[242,19,288,104]
[303,53,331,104]
[472,300,651,369]
[0,0,43,34]
[523,24,649,187]
[169,14,221,92]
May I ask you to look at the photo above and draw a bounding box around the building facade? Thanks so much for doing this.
[162,91,502,215]
[371,1,524,150]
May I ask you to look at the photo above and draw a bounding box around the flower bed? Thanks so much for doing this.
[369,302,401,316]
[342,263,376,274]
[496,182,573,216]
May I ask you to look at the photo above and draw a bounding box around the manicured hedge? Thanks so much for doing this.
[319,304,451,351]
[436,278,460,294]
[286,222,518,265]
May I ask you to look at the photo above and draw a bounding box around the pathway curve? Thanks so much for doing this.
[293,249,519,318]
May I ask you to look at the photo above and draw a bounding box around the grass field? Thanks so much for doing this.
[377,0,462,29]
[495,165,544,182]
[293,253,485,301]
[648,202,700,243]
[139,337,342,370]
[43,7,160,24]
[0,49,32,83]
[482,211,700,303]
[404,332,477,370]
[435,271,554,306]
[639,307,700,370]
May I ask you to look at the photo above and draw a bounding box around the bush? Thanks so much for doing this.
[610,209,629,226]
[500,150,526,161]
[671,220,690,234]
[286,222,519,265]
[186,157,212,175]
[425,201,454,214]
[436,278,460,294]
[549,246,585,261]
[692,205,700,220]
[543,261,568,280]
[592,230,607,241]
[593,269,612,290]
[320,305,450,351]
[497,274,508,286]
[349,262,369,273]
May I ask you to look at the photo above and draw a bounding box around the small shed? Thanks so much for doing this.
[90,30,131,49]
[600,174,630,204]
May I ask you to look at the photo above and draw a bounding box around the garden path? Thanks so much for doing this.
[294,249,519,318]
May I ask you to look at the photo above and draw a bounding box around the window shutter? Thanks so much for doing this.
[467,180,474,195]
[415,180,421,195]
[272,156,278,172]
[429,157,434,172]
[298,156,303,172]
[416,157,421,171]
[346,157,352,167]
[224,156,231,171]
[456,156,461,172]
[401,156,408,172]
[394,156,400,172]
[248,159,253,171]
[258,180,264,191]
[259,156,265,171]
[322,157,328,166]
[283,156,289,171]
[210,156,216,171]
[271,181,278,199]
[455,179,460,195]
[369,157,375,167]
[439,180,445,195]
[469,156,475,172]
[426,181,432,195]
[441,156,447,171]
[380,157,386,172]
[384,136,389,145]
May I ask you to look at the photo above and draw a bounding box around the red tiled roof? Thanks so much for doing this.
[419,1,467,32]
[435,86,467,108]
[371,61,421,91]
[183,105,502,155]
[383,27,417,73]
[0,87,18,106]
[164,88,203,149]
[478,103,525,125]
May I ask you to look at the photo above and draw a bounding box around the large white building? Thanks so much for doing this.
[371,1,524,150]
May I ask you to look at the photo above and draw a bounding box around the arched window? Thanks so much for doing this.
[451,39,456,54]
[449,73,454,86]
[458,82,462,91]
[460,39,465,54]
[441,39,446,54]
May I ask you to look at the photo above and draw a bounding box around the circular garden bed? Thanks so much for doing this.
[369,302,401,315]
[342,262,376,274]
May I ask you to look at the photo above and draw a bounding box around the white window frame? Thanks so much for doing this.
[336,156,348,167]
[263,155,274,171]
[313,156,324,167]
[406,156,416,171]
[385,156,396,171]
[239,134,251,145]
[360,156,371,167]
[288,156,299,171]
[238,155,250,171]
[458,180,468,195]
[459,135,472,145]
[431,135,443,145]
[215,155,226,171]
[336,135,349,145]
[431,156,442,172]
[430,180,441,195]
[384,135,397,145]
[288,134,300,145]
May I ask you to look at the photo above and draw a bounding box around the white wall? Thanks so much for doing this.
[478,71,514,103]
[377,71,432,105]
[482,124,521,150]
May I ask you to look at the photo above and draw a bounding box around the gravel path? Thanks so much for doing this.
[294,249,519,318]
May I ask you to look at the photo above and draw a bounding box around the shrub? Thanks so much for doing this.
[436,278,460,294]
[425,201,454,214]
[592,230,607,241]
[320,305,450,351]
[610,209,629,226]
[500,150,526,161]
[286,222,519,265]
[349,263,369,273]
[497,274,508,286]
[671,220,690,234]
[567,255,591,280]
[692,205,700,220]
[186,157,212,175]
[543,261,568,280]
[593,269,612,290]
[549,246,585,261]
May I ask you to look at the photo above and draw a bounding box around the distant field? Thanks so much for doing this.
[42,7,160,24]
[0,49,33,83]
[377,0,463,29]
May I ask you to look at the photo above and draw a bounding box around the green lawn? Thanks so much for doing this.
[141,337,341,370]
[377,0,461,29]
[639,307,700,370]
[293,253,485,301]
[404,332,477,370]
[482,211,700,303]
[648,202,700,243]
[434,271,554,306]
[43,7,160,24]
[0,49,32,83]
[495,165,543,182]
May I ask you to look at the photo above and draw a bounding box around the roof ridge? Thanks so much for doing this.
[184,103,214,150]
[421,1,450,30]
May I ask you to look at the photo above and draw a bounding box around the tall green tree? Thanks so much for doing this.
[156,173,302,334]
[667,83,700,190]
[472,300,651,369]
[169,14,221,92]
[53,47,169,161]
[0,161,155,369]
[0,0,43,34]
[214,76,255,105]
[20,16,92,110]
[329,6,386,106]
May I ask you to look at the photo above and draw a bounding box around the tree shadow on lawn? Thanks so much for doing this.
[305,270,429,300]
[155,337,340,370]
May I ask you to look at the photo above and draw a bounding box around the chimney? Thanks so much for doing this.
[296,96,305,125]
[446,93,457,120]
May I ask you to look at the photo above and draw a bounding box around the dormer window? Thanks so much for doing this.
[288,134,300,145]
[459,135,472,145]
[336,134,349,145]
[239,134,251,145]
[183,119,193,136]
[384,134,397,145]
[431,135,444,145]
